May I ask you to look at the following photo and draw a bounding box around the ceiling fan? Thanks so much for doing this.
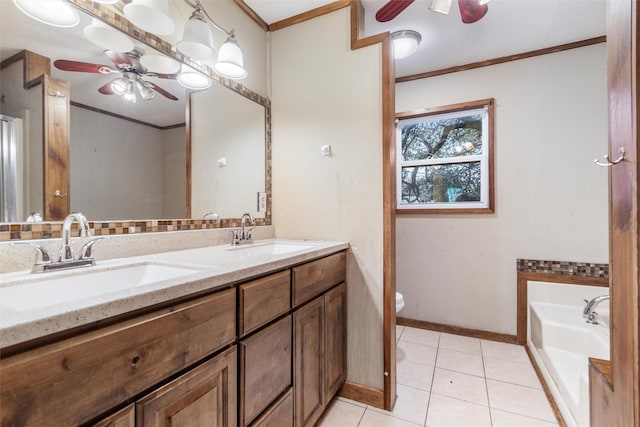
[53,49,179,103]
[376,0,489,24]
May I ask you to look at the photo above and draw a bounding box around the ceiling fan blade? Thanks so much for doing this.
[147,82,179,101]
[97,79,118,95]
[54,60,115,74]
[458,0,488,23]
[375,0,415,22]
[104,50,133,68]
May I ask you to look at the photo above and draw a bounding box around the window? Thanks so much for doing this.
[396,98,494,214]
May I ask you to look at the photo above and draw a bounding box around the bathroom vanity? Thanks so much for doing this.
[0,240,348,427]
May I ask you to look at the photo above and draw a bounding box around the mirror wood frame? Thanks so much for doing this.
[0,0,272,239]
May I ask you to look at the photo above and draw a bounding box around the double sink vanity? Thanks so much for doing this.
[0,238,349,427]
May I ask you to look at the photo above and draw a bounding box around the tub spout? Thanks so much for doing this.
[583,295,610,324]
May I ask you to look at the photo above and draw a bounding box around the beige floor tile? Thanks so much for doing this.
[480,340,530,363]
[487,379,556,422]
[359,409,423,427]
[396,325,405,343]
[439,333,482,355]
[336,396,367,407]
[431,368,488,406]
[400,327,440,347]
[397,359,435,391]
[398,340,437,366]
[317,398,366,427]
[426,393,491,427]
[491,408,559,426]
[370,384,429,425]
[435,348,485,377]
[484,356,542,388]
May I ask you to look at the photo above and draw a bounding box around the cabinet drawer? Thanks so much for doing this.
[250,388,293,427]
[292,252,346,307]
[240,316,292,427]
[239,270,291,336]
[0,288,236,427]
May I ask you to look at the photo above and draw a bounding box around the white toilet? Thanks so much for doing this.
[395,292,405,313]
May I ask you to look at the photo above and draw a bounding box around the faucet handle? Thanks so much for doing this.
[230,229,240,245]
[11,242,52,269]
[246,227,254,240]
[80,237,108,259]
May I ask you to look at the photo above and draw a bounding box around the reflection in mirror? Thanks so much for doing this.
[0,0,269,227]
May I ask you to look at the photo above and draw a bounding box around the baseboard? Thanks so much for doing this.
[397,317,517,344]
[338,381,384,409]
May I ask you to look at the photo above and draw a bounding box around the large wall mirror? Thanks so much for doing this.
[0,0,270,230]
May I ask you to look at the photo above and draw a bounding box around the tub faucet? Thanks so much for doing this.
[583,295,610,324]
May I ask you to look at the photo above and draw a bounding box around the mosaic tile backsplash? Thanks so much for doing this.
[0,217,269,242]
[517,259,609,278]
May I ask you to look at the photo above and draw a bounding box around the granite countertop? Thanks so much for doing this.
[0,239,349,349]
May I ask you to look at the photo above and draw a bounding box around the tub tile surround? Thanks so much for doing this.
[318,326,559,427]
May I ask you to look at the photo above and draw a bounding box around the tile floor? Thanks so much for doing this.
[318,326,559,427]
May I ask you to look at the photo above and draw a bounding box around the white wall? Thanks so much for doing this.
[162,126,187,218]
[395,44,609,335]
[70,106,184,220]
[271,8,385,390]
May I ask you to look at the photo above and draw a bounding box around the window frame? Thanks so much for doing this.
[395,98,495,214]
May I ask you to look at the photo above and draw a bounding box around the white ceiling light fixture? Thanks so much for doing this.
[177,66,212,91]
[429,0,452,15]
[83,18,135,53]
[123,0,175,36]
[12,0,79,28]
[391,30,422,60]
[177,0,247,80]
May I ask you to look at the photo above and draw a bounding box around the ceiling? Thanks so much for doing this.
[243,0,606,78]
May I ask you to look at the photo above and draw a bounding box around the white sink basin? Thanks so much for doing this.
[226,241,319,255]
[0,262,204,311]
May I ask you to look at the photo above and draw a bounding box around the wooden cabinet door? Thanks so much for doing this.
[293,297,325,427]
[324,283,347,400]
[250,389,293,427]
[93,405,135,427]
[239,316,292,426]
[136,347,237,427]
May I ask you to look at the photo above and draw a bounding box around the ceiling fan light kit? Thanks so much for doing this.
[391,30,422,60]
[429,0,452,15]
[12,0,79,28]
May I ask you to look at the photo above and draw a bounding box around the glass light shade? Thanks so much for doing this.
[479,0,491,4]
[135,80,155,100]
[83,18,134,52]
[177,71,211,90]
[13,0,79,27]
[140,54,180,74]
[391,30,422,60]
[429,0,452,14]
[110,78,128,95]
[177,17,216,62]
[214,36,247,80]
[123,0,175,36]
[122,92,137,103]
[93,0,119,3]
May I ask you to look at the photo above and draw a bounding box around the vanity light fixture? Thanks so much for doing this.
[123,0,175,36]
[479,0,491,4]
[429,0,452,15]
[83,18,135,53]
[140,54,181,74]
[391,30,422,60]
[177,0,247,80]
[12,0,79,27]
[177,67,212,91]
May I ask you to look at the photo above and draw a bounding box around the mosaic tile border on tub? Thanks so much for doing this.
[0,217,269,241]
[517,259,609,278]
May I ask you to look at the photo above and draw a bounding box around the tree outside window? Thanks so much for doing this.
[396,99,494,214]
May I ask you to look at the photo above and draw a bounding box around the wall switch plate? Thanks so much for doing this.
[217,157,227,167]
[257,192,267,212]
[321,145,332,156]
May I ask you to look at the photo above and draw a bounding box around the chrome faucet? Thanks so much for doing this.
[231,213,255,245]
[12,212,106,273]
[59,212,90,261]
[583,295,610,324]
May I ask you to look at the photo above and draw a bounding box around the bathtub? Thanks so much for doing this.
[528,301,610,427]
